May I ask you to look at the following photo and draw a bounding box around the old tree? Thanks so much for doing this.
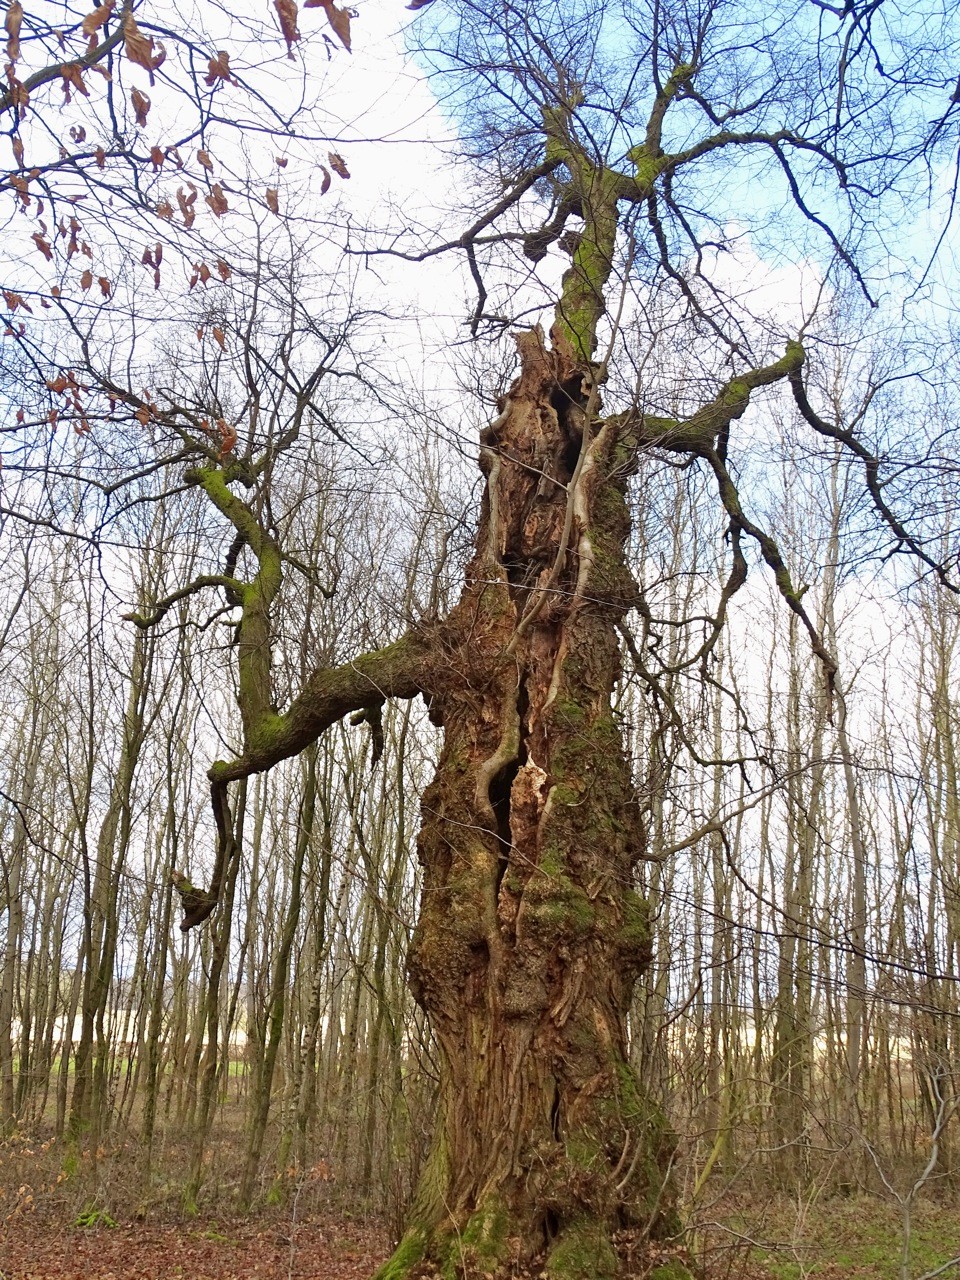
[148,0,959,1275]
[8,0,959,1275]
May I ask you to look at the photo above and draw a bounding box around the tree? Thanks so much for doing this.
[114,0,960,1273]
[8,0,960,1273]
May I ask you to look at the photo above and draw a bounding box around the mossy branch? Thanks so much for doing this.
[123,575,247,629]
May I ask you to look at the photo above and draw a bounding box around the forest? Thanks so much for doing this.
[1,0,960,1277]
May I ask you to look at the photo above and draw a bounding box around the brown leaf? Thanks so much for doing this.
[304,0,351,52]
[216,258,231,280]
[205,183,228,216]
[11,175,29,207]
[319,164,331,195]
[82,1,116,37]
[61,64,90,102]
[156,198,174,220]
[276,156,288,168]
[217,418,237,456]
[32,233,53,261]
[274,0,300,57]
[5,1,22,62]
[327,151,349,179]
[95,146,106,168]
[135,404,151,425]
[212,326,226,351]
[130,87,151,126]
[123,10,166,81]
[98,276,111,297]
[150,145,164,170]
[204,51,234,86]
[198,262,211,284]
[265,187,279,214]
[176,184,198,227]
[69,125,88,143]
[197,149,213,171]
[12,134,24,166]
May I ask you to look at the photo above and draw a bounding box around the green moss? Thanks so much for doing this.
[523,866,595,940]
[372,1226,428,1280]
[618,890,651,953]
[457,1198,510,1272]
[545,1218,617,1279]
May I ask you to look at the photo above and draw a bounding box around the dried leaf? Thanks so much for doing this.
[196,327,204,341]
[69,125,87,144]
[135,404,151,426]
[130,87,151,126]
[61,64,91,102]
[212,326,226,350]
[204,51,234,86]
[12,135,24,166]
[276,156,288,168]
[5,0,22,62]
[95,146,106,168]
[304,0,351,52]
[98,276,111,297]
[32,233,53,261]
[150,146,164,170]
[205,183,228,216]
[216,258,231,280]
[197,262,211,284]
[327,151,349,179]
[176,184,198,227]
[197,149,213,171]
[82,1,116,37]
[274,0,300,57]
[319,164,331,195]
[123,10,165,80]
[217,418,237,456]
[156,198,174,220]
[265,187,279,214]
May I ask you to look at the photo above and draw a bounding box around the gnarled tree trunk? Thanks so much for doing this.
[377,329,678,1279]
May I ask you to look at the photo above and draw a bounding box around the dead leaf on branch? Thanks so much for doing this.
[82,1,116,37]
[123,10,166,81]
[61,64,91,103]
[176,184,198,227]
[274,0,300,57]
[304,0,352,52]
[130,87,151,126]
[328,151,349,178]
[319,164,331,195]
[205,183,228,216]
[32,232,53,261]
[5,1,22,63]
[150,146,164,170]
[265,186,279,214]
[197,148,214,171]
[204,50,236,86]
[156,198,173,219]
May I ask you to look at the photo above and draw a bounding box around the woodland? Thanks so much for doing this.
[2,1,960,1278]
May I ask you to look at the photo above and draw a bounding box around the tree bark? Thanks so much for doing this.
[377,329,678,1279]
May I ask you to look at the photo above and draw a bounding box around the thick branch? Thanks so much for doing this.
[208,630,430,784]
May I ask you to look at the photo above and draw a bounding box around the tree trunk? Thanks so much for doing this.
[377,330,679,1279]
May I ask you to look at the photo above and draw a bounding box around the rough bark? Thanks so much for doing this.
[375,329,679,1279]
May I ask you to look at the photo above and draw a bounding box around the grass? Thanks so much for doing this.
[706,1193,960,1279]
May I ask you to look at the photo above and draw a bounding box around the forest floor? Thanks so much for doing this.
[3,1196,960,1279]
